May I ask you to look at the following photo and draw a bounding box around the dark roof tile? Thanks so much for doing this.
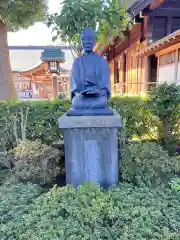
[127,0,153,17]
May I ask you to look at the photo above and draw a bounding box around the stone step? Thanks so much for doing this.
[52,141,64,150]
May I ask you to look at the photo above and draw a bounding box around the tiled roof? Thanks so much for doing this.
[41,48,65,62]
[127,0,153,18]
[9,46,73,72]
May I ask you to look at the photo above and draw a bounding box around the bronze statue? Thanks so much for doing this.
[66,28,113,116]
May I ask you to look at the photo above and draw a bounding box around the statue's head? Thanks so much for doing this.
[81,28,95,54]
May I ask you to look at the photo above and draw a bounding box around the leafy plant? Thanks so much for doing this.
[169,177,180,192]
[120,141,180,186]
[149,83,180,155]
[0,183,43,225]
[13,140,61,185]
[0,182,180,239]
[0,169,10,185]
[109,96,157,140]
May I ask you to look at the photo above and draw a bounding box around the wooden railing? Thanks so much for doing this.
[113,82,157,95]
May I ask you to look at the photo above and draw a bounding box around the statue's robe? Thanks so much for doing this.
[70,52,111,99]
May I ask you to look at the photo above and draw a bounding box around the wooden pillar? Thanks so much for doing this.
[144,56,149,92]
[156,56,160,85]
[174,48,179,82]
[52,73,58,99]
[110,60,115,95]
[31,76,37,98]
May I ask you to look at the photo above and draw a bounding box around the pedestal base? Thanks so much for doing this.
[58,112,122,188]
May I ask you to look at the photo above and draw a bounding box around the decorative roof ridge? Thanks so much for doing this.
[8,45,70,50]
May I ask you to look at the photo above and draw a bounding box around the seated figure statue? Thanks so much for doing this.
[66,28,113,116]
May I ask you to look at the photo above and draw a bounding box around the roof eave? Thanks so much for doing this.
[136,29,180,57]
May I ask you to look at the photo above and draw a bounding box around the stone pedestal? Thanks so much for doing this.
[58,112,122,188]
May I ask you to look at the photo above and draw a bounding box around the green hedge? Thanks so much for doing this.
[0,97,156,150]
[0,100,70,149]
[0,182,180,239]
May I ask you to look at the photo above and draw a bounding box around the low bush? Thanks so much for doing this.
[169,177,180,192]
[120,141,180,186]
[0,169,11,185]
[149,83,180,155]
[0,182,180,240]
[13,140,61,185]
[0,183,43,226]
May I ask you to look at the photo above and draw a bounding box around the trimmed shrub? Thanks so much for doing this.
[149,83,180,155]
[0,182,180,239]
[13,140,61,185]
[0,95,178,152]
[0,99,70,150]
[109,96,156,139]
[120,142,180,186]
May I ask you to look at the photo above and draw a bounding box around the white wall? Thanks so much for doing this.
[176,63,180,85]
[158,64,175,84]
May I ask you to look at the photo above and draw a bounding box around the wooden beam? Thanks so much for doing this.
[154,8,180,17]
[155,42,180,57]
[151,0,164,9]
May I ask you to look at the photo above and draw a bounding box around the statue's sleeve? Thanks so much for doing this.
[101,58,111,98]
[70,59,79,100]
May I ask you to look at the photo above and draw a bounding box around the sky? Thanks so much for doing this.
[8,0,63,46]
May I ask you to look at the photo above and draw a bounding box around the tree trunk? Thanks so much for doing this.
[163,116,169,151]
[0,20,17,100]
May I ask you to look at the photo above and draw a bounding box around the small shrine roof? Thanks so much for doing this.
[41,48,65,62]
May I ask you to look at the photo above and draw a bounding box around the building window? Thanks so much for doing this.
[159,51,176,66]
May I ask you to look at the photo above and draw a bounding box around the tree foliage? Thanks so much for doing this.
[48,0,130,58]
[0,0,48,31]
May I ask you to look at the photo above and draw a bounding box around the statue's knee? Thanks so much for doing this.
[72,96,84,109]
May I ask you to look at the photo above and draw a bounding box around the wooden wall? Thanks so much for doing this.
[148,0,180,43]
[109,40,148,95]
[106,15,150,95]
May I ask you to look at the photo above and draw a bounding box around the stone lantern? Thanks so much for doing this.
[41,48,65,99]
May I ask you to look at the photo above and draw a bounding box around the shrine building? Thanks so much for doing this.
[95,0,180,95]
[9,45,73,99]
